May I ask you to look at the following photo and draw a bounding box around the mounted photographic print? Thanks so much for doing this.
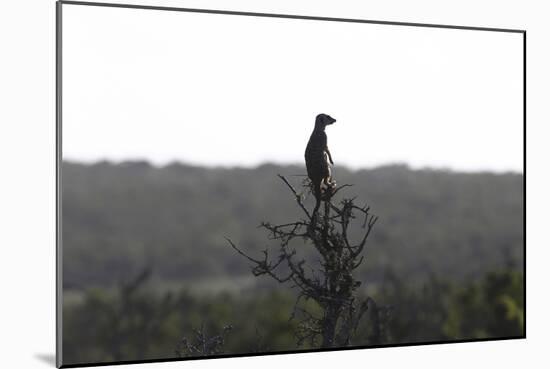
[56,1,526,367]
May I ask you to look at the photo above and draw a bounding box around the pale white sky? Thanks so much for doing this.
[62,4,524,172]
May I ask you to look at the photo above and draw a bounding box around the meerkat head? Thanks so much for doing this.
[315,113,336,130]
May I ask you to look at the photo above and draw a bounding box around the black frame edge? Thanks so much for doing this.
[60,336,525,368]
[56,0,63,367]
[58,0,525,34]
[522,30,526,338]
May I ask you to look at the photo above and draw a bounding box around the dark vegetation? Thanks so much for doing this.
[63,268,524,364]
[62,161,524,365]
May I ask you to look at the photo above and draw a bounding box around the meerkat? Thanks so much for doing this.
[305,113,337,215]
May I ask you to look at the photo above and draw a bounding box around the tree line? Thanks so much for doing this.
[62,160,523,291]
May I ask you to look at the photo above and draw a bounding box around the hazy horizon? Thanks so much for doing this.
[62,157,524,174]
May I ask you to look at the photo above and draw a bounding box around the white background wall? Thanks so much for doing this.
[0,1,547,368]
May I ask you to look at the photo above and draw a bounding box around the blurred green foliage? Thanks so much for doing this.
[443,269,524,339]
[373,269,524,345]
[63,278,302,365]
[63,268,524,365]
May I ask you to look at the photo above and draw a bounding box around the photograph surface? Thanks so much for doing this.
[59,2,525,366]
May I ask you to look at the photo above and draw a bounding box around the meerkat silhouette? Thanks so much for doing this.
[305,113,337,216]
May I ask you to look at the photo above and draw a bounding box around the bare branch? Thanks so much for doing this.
[228,174,380,348]
[278,174,312,220]
[332,184,353,197]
